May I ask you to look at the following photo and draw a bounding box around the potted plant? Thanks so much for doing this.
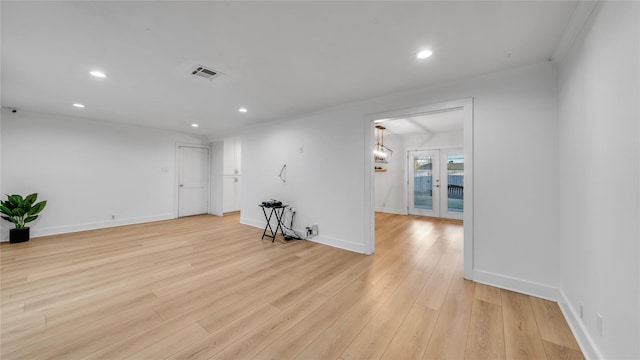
[1,193,47,243]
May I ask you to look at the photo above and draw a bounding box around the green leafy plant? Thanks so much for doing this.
[0,193,47,229]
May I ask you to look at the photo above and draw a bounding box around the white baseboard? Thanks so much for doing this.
[240,217,366,254]
[473,269,559,301]
[374,207,407,215]
[0,213,175,241]
[309,233,366,254]
[240,217,264,229]
[557,288,603,360]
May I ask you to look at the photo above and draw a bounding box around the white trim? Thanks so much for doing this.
[462,99,474,280]
[240,217,366,253]
[473,269,559,301]
[16,213,174,240]
[364,120,375,255]
[240,216,264,229]
[557,289,604,360]
[365,98,474,278]
[552,1,599,63]
[307,233,367,254]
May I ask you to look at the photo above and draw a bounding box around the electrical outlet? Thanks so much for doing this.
[597,313,604,336]
[306,227,312,236]
[312,224,319,236]
[579,303,584,319]
[291,207,296,214]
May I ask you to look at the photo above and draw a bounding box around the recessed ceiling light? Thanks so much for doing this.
[238,108,248,113]
[191,123,199,128]
[417,50,433,59]
[72,103,86,108]
[90,71,107,78]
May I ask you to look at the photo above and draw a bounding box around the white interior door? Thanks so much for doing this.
[178,146,209,217]
[408,150,440,217]
[222,176,241,212]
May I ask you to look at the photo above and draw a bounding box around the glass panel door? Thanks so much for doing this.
[441,149,464,220]
[408,150,440,217]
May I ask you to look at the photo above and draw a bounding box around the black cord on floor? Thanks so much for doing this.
[279,208,306,240]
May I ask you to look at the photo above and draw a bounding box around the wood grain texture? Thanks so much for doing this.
[423,271,475,360]
[380,304,439,360]
[0,213,583,360]
[502,290,549,360]
[542,340,586,360]
[466,299,506,360]
[530,296,581,351]
[339,270,430,360]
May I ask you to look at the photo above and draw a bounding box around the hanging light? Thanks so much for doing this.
[373,147,387,158]
[374,125,393,159]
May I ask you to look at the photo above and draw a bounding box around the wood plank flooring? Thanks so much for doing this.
[0,212,583,359]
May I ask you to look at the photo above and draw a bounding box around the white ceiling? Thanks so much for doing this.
[378,108,464,136]
[1,1,578,136]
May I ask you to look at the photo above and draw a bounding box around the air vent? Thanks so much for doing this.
[191,65,222,80]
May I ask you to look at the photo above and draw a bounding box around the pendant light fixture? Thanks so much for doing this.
[374,125,393,160]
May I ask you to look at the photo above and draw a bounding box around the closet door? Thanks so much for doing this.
[178,146,209,217]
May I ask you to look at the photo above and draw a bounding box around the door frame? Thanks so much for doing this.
[364,98,474,280]
[174,143,211,218]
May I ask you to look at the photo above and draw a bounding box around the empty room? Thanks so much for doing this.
[1,1,638,360]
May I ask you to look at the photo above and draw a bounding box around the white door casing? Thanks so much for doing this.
[365,98,473,280]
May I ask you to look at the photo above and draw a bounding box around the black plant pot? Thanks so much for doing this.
[10,228,30,243]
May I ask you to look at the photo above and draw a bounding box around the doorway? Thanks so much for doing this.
[408,148,464,220]
[364,98,474,279]
[177,145,210,217]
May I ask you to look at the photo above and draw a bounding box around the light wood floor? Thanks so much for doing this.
[0,213,583,360]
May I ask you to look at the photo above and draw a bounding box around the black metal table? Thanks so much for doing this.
[259,204,288,242]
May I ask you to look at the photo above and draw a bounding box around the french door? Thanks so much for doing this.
[408,148,464,220]
[409,150,440,217]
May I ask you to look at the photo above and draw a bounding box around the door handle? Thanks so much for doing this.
[179,184,184,187]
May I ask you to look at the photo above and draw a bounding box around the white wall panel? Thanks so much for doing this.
[0,110,207,240]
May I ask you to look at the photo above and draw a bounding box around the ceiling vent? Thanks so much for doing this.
[190,65,222,80]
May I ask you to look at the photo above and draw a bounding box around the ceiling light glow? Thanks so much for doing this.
[417,50,433,59]
[191,123,199,128]
[90,71,107,78]
[238,108,248,113]
[72,103,86,108]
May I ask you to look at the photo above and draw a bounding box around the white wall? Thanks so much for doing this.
[0,109,207,240]
[240,61,560,292]
[375,130,463,214]
[374,134,405,215]
[240,107,368,252]
[557,2,640,359]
